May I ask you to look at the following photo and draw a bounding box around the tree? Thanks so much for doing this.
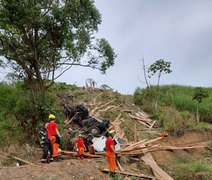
[192,87,209,122]
[148,59,172,86]
[0,0,116,98]
[137,58,150,88]
[0,0,116,132]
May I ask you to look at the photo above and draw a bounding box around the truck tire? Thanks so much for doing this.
[88,126,100,137]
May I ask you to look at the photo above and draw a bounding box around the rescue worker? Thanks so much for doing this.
[105,130,117,177]
[75,134,86,159]
[161,130,169,141]
[39,125,53,163]
[46,114,62,162]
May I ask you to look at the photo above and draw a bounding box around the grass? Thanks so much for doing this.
[173,157,212,180]
[0,114,27,147]
[134,85,212,132]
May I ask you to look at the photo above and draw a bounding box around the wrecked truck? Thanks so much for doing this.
[63,104,110,148]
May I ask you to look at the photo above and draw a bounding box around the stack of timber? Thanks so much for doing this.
[128,111,156,130]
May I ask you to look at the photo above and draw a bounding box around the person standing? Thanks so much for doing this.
[39,125,53,163]
[46,114,62,162]
[105,130,117,177]
[75,134,86,159]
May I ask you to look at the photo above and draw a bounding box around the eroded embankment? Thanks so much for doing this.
[152,130,212,164]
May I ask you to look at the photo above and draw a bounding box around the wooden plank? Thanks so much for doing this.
[116,159,124,172]
[128,114,152,128]
[144,137,162,145]
[141,152,173,180]
[149,121,156,130]
[140,145,173,180]
[100,168,156,179]
[147,145,206,153]
[134,123,137,142]
[1,152,33,165]
[122,139,147,151]
[61,150,103,158]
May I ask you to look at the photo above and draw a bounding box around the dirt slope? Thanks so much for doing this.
[0,159,108,180]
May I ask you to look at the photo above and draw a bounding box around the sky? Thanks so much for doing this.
[58,0,212,95]
[2,0,212,95]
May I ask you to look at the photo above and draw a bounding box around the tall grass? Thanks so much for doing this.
[174,157,212,180]
[134,85,212,130]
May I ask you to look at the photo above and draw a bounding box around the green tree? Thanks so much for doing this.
[192,87,209,122]
[0,0,116,96]
[148,59,172,86]
[0,0,116,130]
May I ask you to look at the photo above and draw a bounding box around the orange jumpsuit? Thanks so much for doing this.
[76,138,85,158]
[105,137,116,172]
[47,121,60,158]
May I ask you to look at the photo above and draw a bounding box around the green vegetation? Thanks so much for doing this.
[0,0,116,135]
[133,85,212,132]
[147,59,172,87]
[0,81,65,146]
[174,157,212,180]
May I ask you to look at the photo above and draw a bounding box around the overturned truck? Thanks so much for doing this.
[64,104,110,148]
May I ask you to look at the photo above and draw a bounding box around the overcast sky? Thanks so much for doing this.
[59,0,212,94]
[2,0,212,95]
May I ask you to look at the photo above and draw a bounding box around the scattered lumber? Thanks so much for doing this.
[116,159,124,172]
[110,114,128,143]
[128,114,151,128]
[121,139,147,151]
[149,121,156,130]
[91,100,115,114]
[140,144,173,180]
[141,152,173,180]
[98,105,119,113]
[100,168,156,179]
[89,92,103,105]
[144,137,162,145]
[61,150,103,158]
[147,145,207,153]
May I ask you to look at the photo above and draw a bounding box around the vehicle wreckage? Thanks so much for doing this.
[63,103,110,149]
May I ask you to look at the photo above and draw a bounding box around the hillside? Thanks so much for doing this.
[0,85,212,179]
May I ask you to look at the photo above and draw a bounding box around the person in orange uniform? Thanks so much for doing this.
[46,114,62,162]
[161,131,169,141]
[105,130,116,177]
[75,134,86,159]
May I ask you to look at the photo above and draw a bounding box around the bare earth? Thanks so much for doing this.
[0,159,108,180]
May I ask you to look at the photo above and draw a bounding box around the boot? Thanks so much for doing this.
[54,156,62,162]
[41,159,47,163]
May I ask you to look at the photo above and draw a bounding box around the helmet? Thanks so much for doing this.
[49,114,55,119]
[108,130,116,137]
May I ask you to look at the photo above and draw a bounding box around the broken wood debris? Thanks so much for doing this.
[61,150,103,158]
[0,152,33,165]
[100,168,156,180]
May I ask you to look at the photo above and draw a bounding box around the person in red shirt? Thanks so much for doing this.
[105,130,116,177]
[161,131,169,141]
[75,134,86,159]
[46,114,62,162]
